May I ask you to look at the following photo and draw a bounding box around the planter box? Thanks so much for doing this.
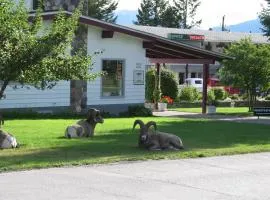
[158,103,167,112]
[207,105,216,114]
[144,103,167,112]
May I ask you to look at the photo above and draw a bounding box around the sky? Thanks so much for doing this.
[117,0,267,29]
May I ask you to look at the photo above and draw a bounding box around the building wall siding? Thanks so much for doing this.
[87,26,147,105]
[0,81,70,109]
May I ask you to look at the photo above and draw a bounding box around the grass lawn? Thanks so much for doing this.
[169,107,252,116]
[0,117,269,172]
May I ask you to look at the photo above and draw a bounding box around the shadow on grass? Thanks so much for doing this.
[1,119,270,172]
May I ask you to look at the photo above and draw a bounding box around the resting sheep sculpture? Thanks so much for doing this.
[65,108,104,138]
[132,119,184,151]
[0,130,18,149]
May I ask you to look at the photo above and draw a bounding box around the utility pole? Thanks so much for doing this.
[222,15,226,31]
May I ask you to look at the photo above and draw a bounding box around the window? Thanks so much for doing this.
[102,60,124,97]
[33,0,39,10]
[195,80,202,84]
[198,73,202,78]
[191,72,196,78]
[178,73,185,85]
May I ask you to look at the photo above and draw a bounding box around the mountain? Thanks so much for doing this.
[116,10,137,25]
[212,19,263,33]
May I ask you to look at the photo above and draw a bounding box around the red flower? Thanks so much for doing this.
[160,96,174,104]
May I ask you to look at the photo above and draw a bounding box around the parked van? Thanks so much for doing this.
[185,78,203,92]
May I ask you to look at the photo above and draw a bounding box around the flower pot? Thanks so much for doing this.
[207,105,216,114]
[158,103,167,112]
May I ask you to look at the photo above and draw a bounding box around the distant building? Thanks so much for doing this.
[130,25,269,85]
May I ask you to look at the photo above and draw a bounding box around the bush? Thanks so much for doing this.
[207,89,216,105]
[179,87,199,102]
[145,69,156,102]
[145,68,178,102]
[265,95,270,100]
[230,94,240,100]
[119,105,153,117]
[160,69,178,100]
[212,87,227,100]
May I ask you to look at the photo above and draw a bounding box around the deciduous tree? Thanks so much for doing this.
[220,38,270,110]
[0,0,101,99]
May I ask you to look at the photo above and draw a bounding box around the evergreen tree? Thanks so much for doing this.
[134,0,169,26]
[259,0,270,36]
[88,0,118,23]
[160,6,179,28]
[173,0,202,29]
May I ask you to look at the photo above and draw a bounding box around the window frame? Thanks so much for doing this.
[100,59,126,98]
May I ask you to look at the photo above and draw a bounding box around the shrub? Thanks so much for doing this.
[265,95,270,100]
[153,88,162,103]
[179,87,199,102]
[212,87,227,100]
[230,94,240,100]
[145,69,156,102]
[145,68,178,102]
[119,105,153,117]
[160,70,178,100]
[207,89,216,105]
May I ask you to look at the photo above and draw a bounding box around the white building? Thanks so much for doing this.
[0,0,228,113]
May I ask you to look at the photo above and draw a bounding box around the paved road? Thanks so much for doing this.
[1,153,270,200]
[153,111,270,125]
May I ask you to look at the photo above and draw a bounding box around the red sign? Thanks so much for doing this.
[189,35,205,41]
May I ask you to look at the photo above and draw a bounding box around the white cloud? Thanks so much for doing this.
[117,0,141,11]
[197,0,267,29]
[117,0,267,29]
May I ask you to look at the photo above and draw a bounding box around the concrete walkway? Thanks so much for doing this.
[153,110,270,125]
[1,153,270,200]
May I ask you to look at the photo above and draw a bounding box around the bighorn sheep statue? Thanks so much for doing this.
[0,130,18,149]
[0,114,18,149]
[132,119,184,150]
[65,108,104,138]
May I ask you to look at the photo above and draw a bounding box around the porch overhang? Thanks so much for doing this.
[148,58,215,64]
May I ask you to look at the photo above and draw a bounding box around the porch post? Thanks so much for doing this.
[202,64,209,114]
[155,63,161,110]
[185,64,189,79]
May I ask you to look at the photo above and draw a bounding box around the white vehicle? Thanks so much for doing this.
[185,78,203,92]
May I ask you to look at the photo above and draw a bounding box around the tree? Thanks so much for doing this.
[145,68,178,102]
[134,0,201,28]
[0,0,100,100]
[259,0,270,36]
[220,38,270,111]
[134,0,169,26]
[173,0,202,29]
[88,0,118,23]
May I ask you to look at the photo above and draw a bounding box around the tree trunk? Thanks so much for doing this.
[248,90,252,112]
[0,80,9,100]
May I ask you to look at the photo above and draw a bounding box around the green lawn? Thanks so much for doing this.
[0,117,269,172]
[169,107,252,116]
